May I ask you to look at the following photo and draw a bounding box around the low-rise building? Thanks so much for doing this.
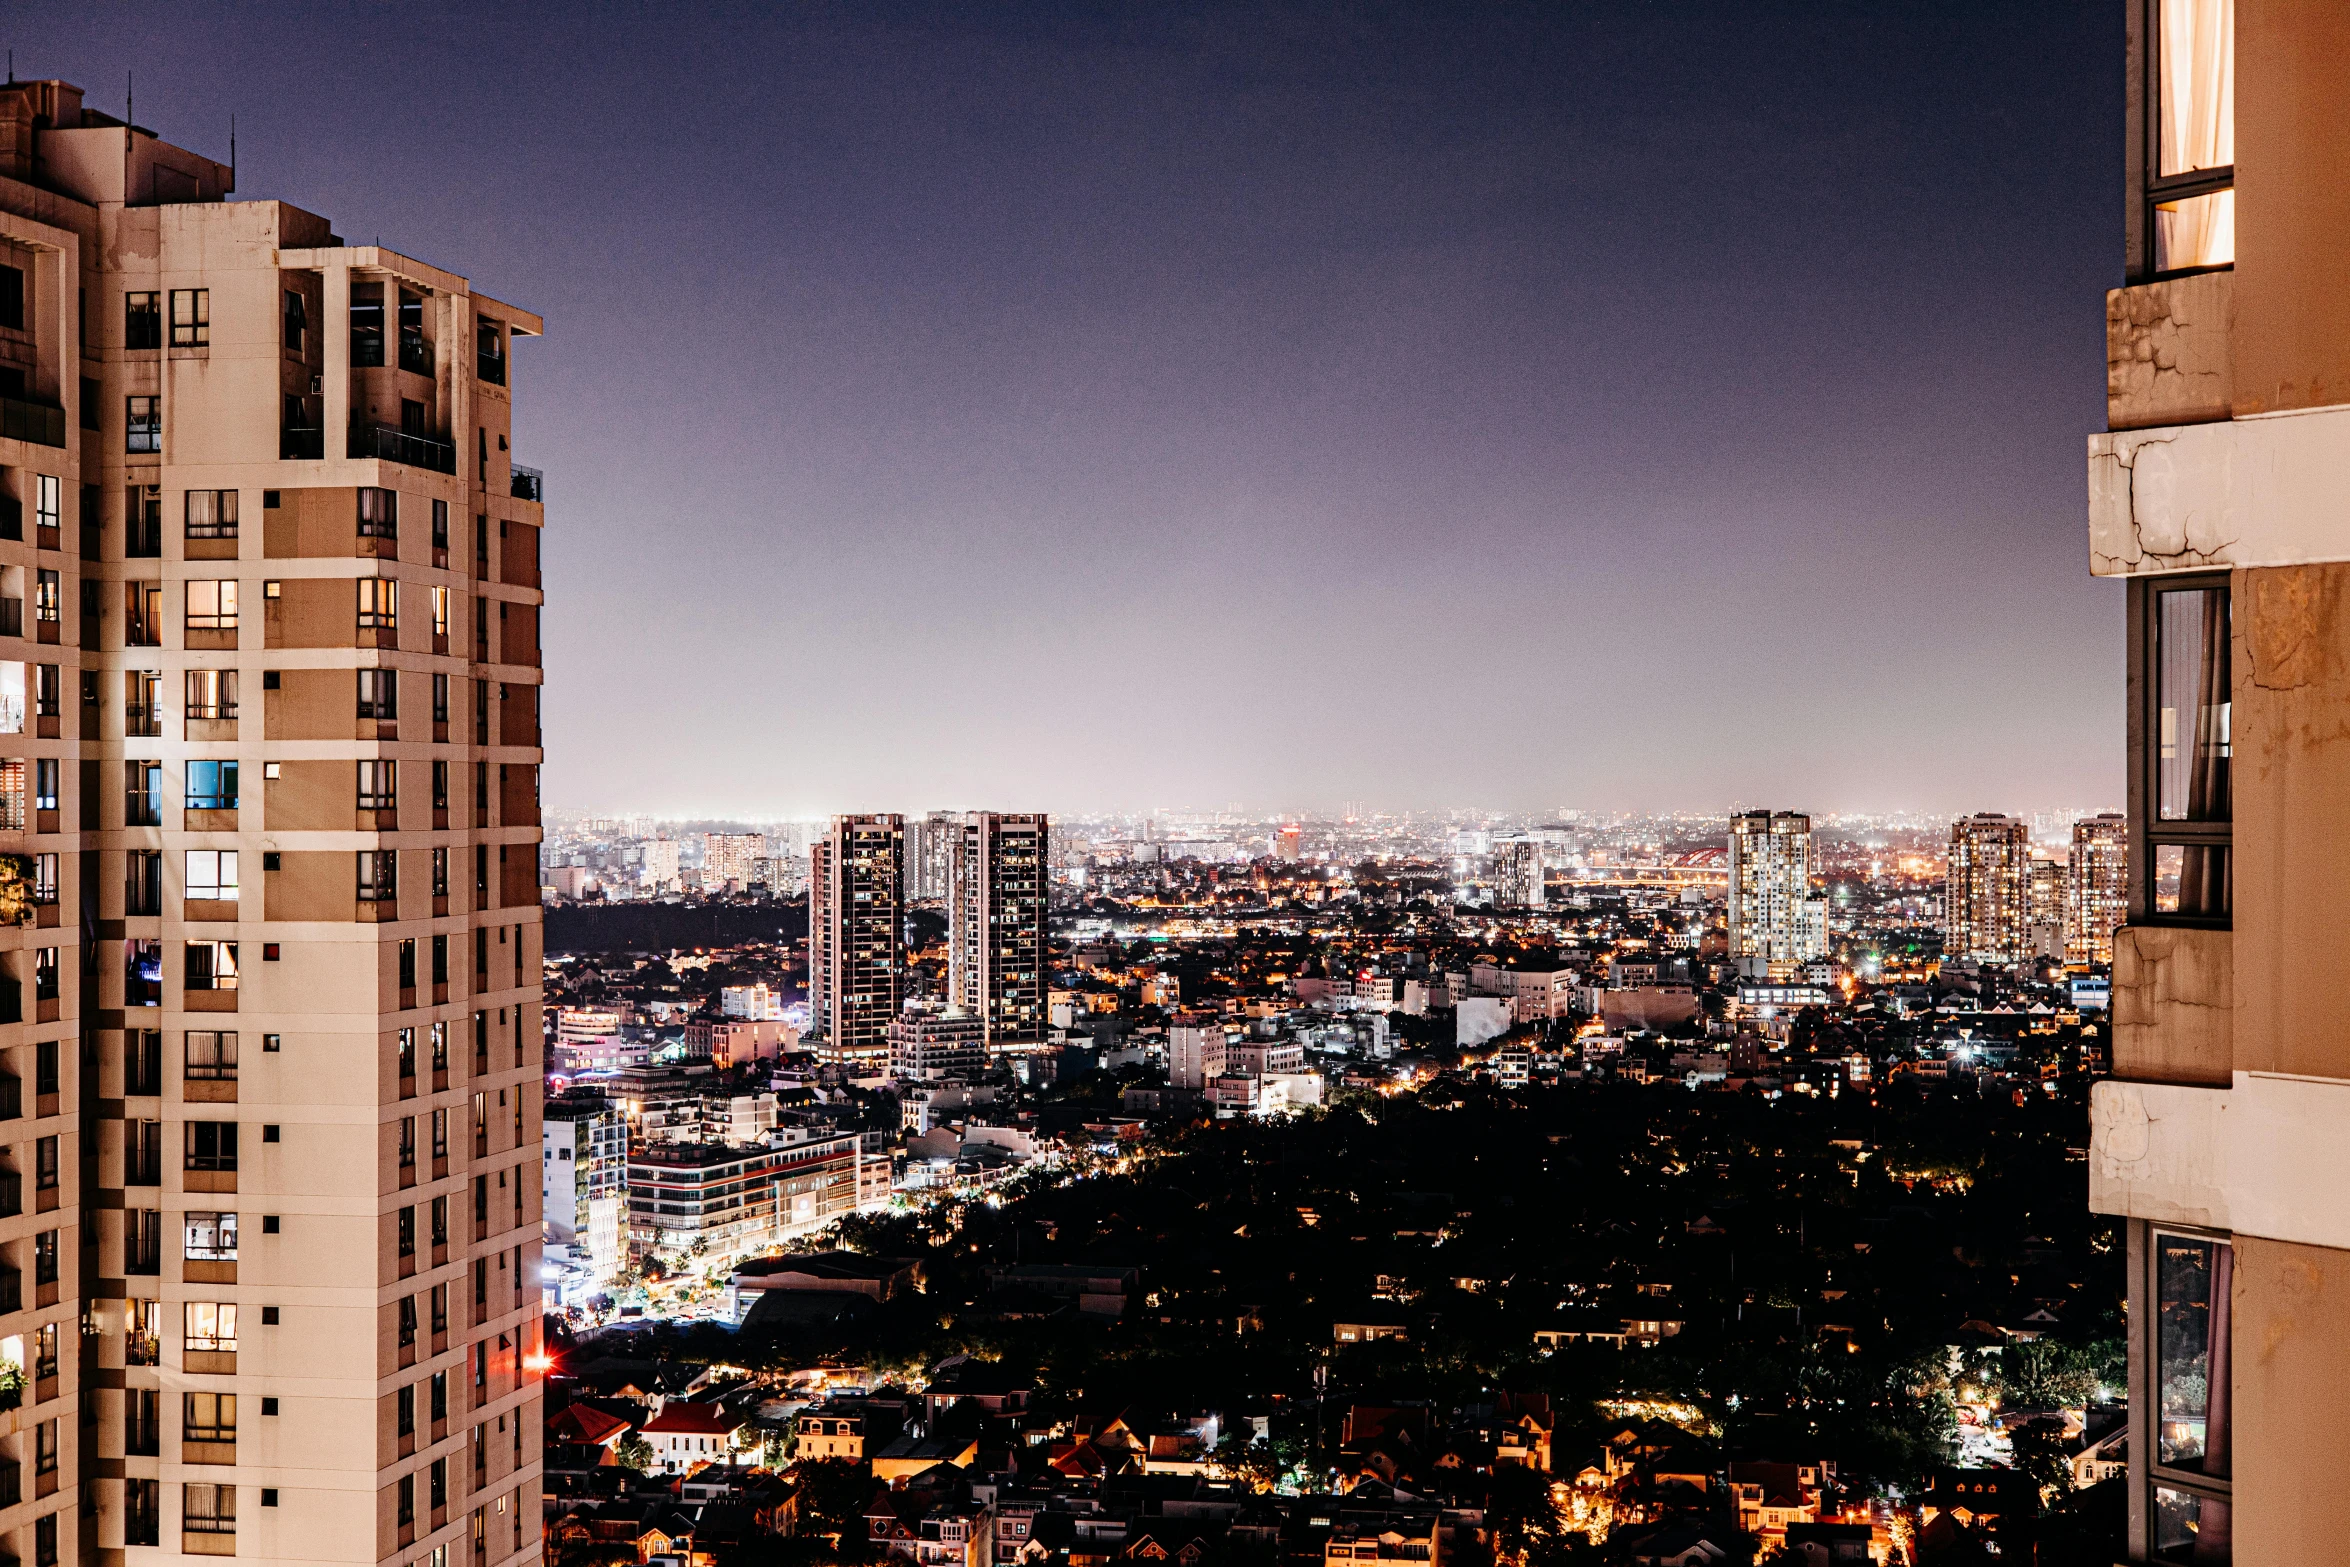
[640,1402,749,1473]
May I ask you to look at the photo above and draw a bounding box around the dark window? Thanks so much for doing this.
[185,1121,239,1172]
[351,282,385,367]
[358,486,397,538]
[477,318,506,384]
[284,289,307,353]
[0,264,23,330]
[125,291,161,350]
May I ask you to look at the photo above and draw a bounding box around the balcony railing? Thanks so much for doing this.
[280,426,324,461]
[510,465,543,503]
[354,424,456,474]
[0,397,64,448]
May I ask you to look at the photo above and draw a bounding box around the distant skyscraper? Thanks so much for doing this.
[1276,824,1303,862]
[2027,857,2070,962]
[1495,836,1546,910]
[949,813,1049,1050]
[1945,813,2032,965]
[2066,813,2127,966]
[809,815,904,1065]
[704,830,767,889]
[1727,811,1826,979]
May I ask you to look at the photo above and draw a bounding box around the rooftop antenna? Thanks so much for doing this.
[228,113,236,193]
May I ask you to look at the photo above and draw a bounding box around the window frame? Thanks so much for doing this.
[2129,572,2232,927]
[184,1301,238,1353]
[169,288,211,349]
[185,488,238,540]
[125,394,161,453]
[124,291,161,351]
[2129,1218,2235,1557]
[185,670,240,724]
[185,578,239,631]
[2128,0,2237,281]
[185,1030,239,1081]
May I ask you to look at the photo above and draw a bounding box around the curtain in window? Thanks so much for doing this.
[2200,1242,2233,1559]
[2157,0,2233,269]
[2184,592,2230,915]
[2161,0,2232,174]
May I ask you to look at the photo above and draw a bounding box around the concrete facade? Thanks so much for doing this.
[0,77,545,1567]
[2090,4,2350,1556]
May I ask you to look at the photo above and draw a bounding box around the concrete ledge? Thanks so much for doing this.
[2091,1072,2350,1249]
[2087,399,2350,576]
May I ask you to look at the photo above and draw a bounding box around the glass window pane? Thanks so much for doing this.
[2157,1234,2231,1476]
[2153,1485,2232,1563]
[2157,190,2235,271]
[2159,0,2233,176]
[2152,842,2229,919]
[2157,587,2231,822]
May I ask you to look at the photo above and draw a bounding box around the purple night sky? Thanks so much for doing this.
[16,3,2127,818]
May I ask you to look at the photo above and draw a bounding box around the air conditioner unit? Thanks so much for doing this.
[309,374,323,395]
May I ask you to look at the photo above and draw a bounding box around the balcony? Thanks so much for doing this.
[510,465,543,503]
[280,426,324,461]
[0,397,64,448]
[354,424,456,473]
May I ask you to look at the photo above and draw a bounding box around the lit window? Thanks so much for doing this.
[184,1302,238,1353]
[186,579,239,631]
[358,576,398,630]
[186,852,239,902]
[184,1211,238,1261]
[2151,0,2234,271]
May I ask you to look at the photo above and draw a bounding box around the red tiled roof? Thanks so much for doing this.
[549,1405,632,1446]
[641,1402,744,1436]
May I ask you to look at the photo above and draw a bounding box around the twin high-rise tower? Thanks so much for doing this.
[0,78,545,1567]
[809,812,1047,1068]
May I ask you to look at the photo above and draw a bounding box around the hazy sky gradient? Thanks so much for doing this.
[17,2,2126,818]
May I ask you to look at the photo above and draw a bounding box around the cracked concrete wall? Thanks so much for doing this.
[2233,0,2350,416]
[2233,562,2350,1080]
[2107,274,2233,431]
[2112,925,2232,1086]
[2233,1235,2350,1561]
[2086,403,2350,577]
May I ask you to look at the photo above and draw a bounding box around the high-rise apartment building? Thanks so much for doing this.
[0,77,544,1567]
[1493,837,1544,911]
[1943,813,2031,966]
[2085,4,2350,1557]
[701,831,765,891]
[948,813,1047,1052]
[807,814,902,1066]
[2066,813,2127,966]
[1726,811,1825,980]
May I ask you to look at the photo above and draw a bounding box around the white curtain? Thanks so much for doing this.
[2157,0,2233,267]
[2161,0,2233,174]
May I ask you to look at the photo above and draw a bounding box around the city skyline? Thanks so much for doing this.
[15,2,2128,816]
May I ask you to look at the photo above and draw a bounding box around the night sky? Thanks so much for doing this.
[17,3,2126,819]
